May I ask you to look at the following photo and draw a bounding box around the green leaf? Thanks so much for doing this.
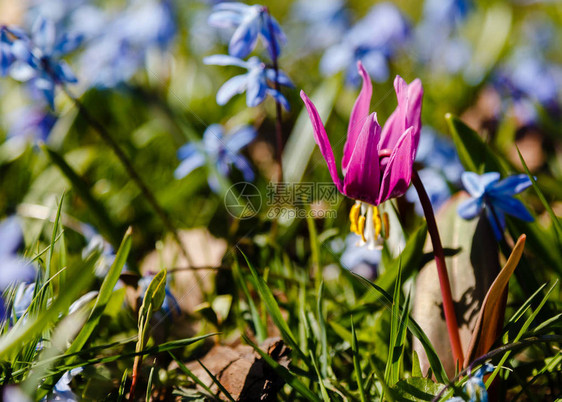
[445,114,507,175]
[35,228,132,399]
[351,317,367,402]
[393,377,444,401]
[354,276,449,384]
[141,268,168,315]
[240,249,307,362]
[41,145,120,246]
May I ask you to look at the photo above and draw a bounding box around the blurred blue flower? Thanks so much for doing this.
[416,127,464,183]
[79,0,175,88]
[81,224,119,277]
[465,363,494,402]
[12,283,36,322]
[290,0,349,52]
[208,2,286,60]
[8,106,57,143]
[406,128,463,215]
[457,172,534,240]
[52,367,83,401]
[4,17,80,108]
[414,0,473,74]
[494,48,562,124]
[204,55,293,109]
[0,217,36,321]
[406,168,452,216]
[320,2,409,85]
[175,124,256,193]
[339,233,381,280]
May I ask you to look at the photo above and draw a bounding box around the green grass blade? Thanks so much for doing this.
[516,146,562,241]
[355,275,448,383]
[351,317,367,402]
[240,249,307,361]
[317,281,328,378]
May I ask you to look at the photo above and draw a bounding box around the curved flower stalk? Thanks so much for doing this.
[204,55,293,109]
[208,2,286,59]
[458,172,534,240]
[175,124,256,193]
[301,61,422,247]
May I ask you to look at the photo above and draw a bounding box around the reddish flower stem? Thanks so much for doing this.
[411,169,464,368]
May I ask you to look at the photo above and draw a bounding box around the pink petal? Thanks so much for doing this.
[380,76,423,151]
[342,113,381,205]
[342,61,373,174]
[377,126,415,204]
[300,90,343,191]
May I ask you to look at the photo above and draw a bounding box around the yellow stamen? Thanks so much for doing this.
[373,206,382,239]
[382,212,390,239]
[349,202,361,234]
[358,215,366,242]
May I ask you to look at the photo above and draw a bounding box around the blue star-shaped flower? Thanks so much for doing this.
[208,2,286,59]
[175,124,257,193]
[204,55,293,109]
[1,17,80,108]
[457,172,534,240]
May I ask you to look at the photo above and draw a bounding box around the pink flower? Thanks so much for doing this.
[300,61,423,247]
[301,61,423,205]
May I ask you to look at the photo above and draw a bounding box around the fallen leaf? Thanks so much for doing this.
[182,338,291,401]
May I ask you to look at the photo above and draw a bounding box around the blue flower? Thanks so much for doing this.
[457,172,534,240]
[406,128,464,215]
[493,48,562,124]
[406,168,452,216]
[320,2,409,85]
[1,17,80,108]
[8,106,57,143]
[175,124,256,193]
[78,0,175,88]
[414,0,473,75]
[339,233,381,280]
[208,2,286,59]
[0,217,36,321]
[289,0,349,52]
[204,54,293,109]
[52,367,83,401]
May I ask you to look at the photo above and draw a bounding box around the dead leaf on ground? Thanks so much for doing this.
[177,337,291,401]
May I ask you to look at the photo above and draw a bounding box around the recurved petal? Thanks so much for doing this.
[461,171,500,198]
[225,125,256,153]
[457,197,483,220]
[491,195,534,222]
[342,112,381,205]
[342,61,373,173]
[489,174,532,196]
[216,74,248,105]
[229,17,259,58]
[377,127,416,204]
[174,152,205,179]
[300,90,343,191]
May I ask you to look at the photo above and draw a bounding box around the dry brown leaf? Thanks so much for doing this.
[182,338,290,401]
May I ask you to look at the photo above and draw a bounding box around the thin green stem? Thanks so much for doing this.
[411,170,464,367]
[61,86,194,268]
